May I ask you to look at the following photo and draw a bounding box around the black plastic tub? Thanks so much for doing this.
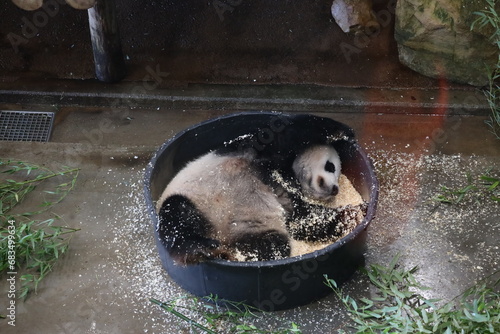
[144,112,378,311]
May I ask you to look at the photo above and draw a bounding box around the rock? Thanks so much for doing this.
[395,0,499,86]
[11,0,43,11]
[10,0,96,11]
[331,0,380,34]
[65,0,96,10]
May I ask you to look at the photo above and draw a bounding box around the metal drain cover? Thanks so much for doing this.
[0,111,55,142]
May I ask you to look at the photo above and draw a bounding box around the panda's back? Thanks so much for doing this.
[157,151,287,243]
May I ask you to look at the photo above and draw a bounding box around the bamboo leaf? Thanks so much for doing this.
[0,159,79,299]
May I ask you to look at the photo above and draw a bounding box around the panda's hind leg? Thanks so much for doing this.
[158,194,235,264]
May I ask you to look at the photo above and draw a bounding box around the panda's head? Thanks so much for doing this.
[292,145,341,200]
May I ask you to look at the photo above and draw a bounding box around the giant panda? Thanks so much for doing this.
[156,144,342,265]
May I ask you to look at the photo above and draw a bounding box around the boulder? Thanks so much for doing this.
[11,0,43,10]
[331,0,380,34]
[395,0,499,86]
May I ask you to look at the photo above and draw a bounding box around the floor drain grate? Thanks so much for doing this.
[0,111,55,142]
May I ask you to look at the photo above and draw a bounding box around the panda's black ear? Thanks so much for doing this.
[325,161,336,173]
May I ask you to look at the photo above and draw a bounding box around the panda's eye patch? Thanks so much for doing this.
[325,161,336,173]
[318,176,325,188]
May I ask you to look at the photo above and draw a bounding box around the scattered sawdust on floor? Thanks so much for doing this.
[365,149,499,300]
[101,149,499,333]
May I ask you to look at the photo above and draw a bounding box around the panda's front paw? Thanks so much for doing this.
[234,231,291,261]
[172,239,236,265]
[205,247,237,262]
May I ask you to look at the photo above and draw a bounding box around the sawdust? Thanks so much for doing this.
[363,148,500,301]
[329,174,364,208]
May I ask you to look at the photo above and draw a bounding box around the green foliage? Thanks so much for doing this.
[326,255,500,334]
[432,170,500,204]
[152,257,499,333]
[480,174,500,201]
[472,0,500,48]
[0,159,80,299]
[483,69,500,139]
[151,295,302,334]
[471,0,500,139]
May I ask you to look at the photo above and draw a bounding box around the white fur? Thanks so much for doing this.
[157,151,288,244]
[157,145,341,248]
[292,145,341,200]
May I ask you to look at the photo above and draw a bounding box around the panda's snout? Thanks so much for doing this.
[331,185,339,196]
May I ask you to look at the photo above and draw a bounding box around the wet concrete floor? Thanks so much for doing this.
[0,96,499,333]
[1,1,499,332]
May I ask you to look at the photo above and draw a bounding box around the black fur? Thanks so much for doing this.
[287,201,368,242]
[325,161,336,173]
[158,194,234,264]
[234,229,291,261]
[219,114,354,174]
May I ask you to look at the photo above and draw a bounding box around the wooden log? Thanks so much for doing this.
[88,0,126,82]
